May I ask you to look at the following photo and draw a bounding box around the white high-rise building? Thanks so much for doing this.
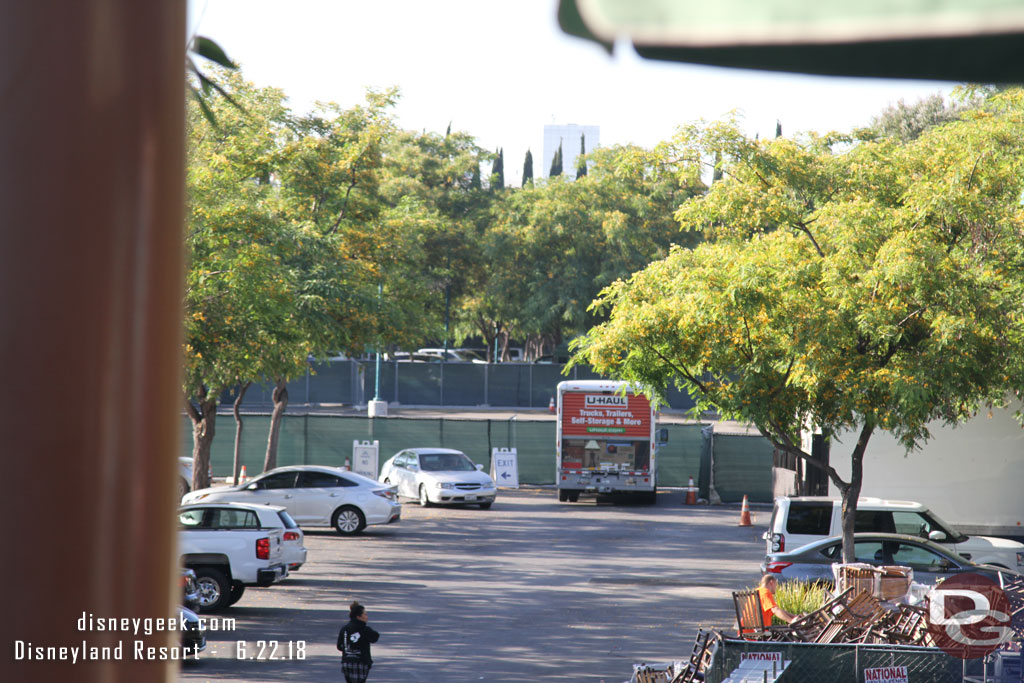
[543,124,599,179]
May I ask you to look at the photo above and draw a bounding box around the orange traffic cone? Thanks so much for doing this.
[685,476,697,505]
[548,397,556,414]
[738,494,752,526]
[239,465,247,484]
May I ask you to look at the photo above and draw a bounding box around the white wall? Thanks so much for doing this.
[828,402,1024,535]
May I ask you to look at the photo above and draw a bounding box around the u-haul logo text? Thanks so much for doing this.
[584,395,628,408]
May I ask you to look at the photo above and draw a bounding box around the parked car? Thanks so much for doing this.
[763,496,1024,569]
[182,500,308,572]
[178,457,194,500]
[178,502,290,612]
[417,347,487,363]
[272,507,307,571]
[379,448,496,508]
[761,532,1022,586]
[182,465,401,536]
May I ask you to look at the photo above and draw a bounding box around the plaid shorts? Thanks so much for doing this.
[342,660,371,683]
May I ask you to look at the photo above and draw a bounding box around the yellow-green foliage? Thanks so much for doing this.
[774,580,828,623]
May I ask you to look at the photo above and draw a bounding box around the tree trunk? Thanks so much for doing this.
[232,382,250,484]
[186,396,218,490]
[839,420,873,562]
[263,378,289,472]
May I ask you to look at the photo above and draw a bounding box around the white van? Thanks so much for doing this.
[763,496,1024,569]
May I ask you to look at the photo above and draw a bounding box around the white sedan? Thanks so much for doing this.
[379,448,497,508]
[182,465,401,536]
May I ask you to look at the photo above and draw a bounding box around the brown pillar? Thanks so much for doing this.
[2,1,184,680]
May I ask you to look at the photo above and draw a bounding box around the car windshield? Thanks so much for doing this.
[419,453,476,472]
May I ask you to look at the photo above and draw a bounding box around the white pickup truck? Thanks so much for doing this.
[178,502,289,612]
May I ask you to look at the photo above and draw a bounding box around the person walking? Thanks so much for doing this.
[338,601,380,683]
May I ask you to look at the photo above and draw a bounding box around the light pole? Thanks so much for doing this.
[368,282,387,417]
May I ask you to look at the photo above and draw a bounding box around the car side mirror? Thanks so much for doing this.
[475,464,484,471]
[928,530,947,542]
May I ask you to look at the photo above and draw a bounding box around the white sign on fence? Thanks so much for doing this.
[352,440,379,480]
[491,447,519,488]
[863,667,908,683]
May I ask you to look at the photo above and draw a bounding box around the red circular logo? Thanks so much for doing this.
[926,573,1013,659]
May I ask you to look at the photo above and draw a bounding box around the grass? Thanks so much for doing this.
[773,580,829,624]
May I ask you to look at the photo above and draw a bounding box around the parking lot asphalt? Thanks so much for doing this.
[178,488,768,682]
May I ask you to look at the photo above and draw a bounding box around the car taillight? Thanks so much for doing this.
[256,537,270,560]
[765,561,792,574]
[373,488,396,501]
[284,531,299,541]
[770,534,785,552]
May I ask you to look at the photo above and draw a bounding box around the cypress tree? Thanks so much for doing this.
[522,149,534,187]
[471,159,481,190]
[775,120,782,138]
[575,133,587,179]
[490,147,504,190]
[549,140,563,177]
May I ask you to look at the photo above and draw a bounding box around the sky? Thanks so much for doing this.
[190,0,956,187]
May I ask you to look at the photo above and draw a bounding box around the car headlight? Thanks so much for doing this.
[435,482,454,489]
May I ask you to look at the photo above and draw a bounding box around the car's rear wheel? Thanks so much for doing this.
[227,581,246,606]
[177,477,190,501]
[194,568,230,613]
[332,506,366,535]
[418,484,432,507]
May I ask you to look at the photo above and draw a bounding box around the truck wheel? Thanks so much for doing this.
[558,489,568,502]
[418,484,432,507]
[332,506,366,535]
[567,491,580,503]
[194,568,230,613]
[227,581,246,606]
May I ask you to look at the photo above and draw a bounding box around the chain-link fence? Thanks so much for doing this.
[224,359,699,411]
[182,414,774,490]
[706,638,966,682]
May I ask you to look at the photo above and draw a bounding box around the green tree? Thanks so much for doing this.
[576,134,587,178]
[573,99,1024,561]
[490,147,504,190]
[522,149,534,187]
[184,72,295,487]
[861,93,968,142]
[549,141,563,177]
[480,144,702,359]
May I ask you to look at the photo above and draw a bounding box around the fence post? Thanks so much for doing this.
[394,360,399,405]
[439,418,445,447]
[528,364,533,407]
[439,361,444,405]
[483,363,489,407]
[305,362,311,404]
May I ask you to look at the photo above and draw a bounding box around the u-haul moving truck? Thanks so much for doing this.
[555,380,660,504]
